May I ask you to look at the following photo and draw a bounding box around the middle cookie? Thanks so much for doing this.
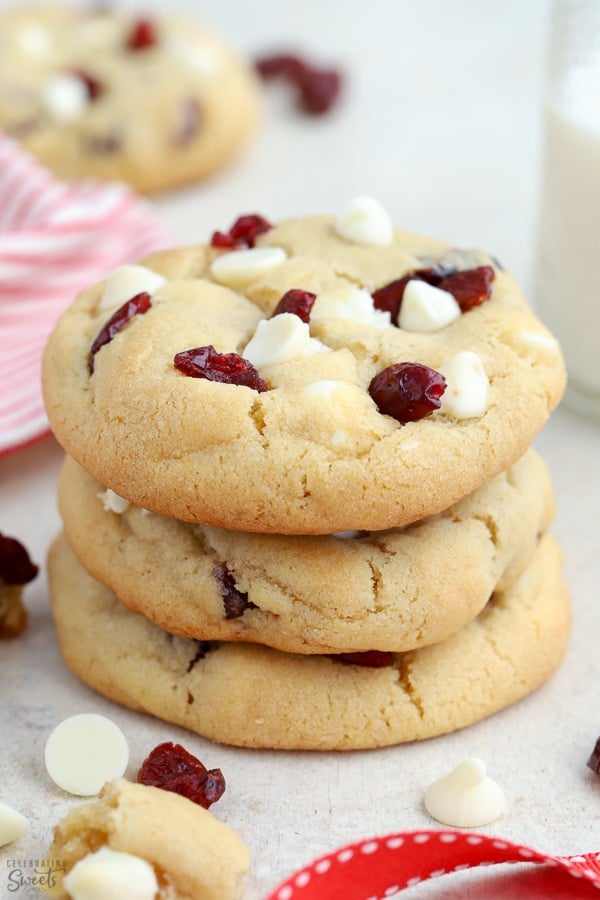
[59,450,553,655]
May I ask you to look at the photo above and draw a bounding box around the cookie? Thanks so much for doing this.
[0,5,260,193]
[45,777,250,900]
[42,205,566,533]
[48,532,571,751]
[58,450,554,654]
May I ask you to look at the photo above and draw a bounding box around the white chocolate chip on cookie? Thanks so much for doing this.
[97,488,130,515]
[63,846,158,900]
[312,285,391,327]
[243,313,325,367]
[334,196,394,246]
[398,279,461,332]
[99,265,166,313]
[440,350,489,419]
[41,74,88,121]
[210,246,287,287]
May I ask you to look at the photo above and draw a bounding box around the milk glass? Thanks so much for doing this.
[537,0,600,421]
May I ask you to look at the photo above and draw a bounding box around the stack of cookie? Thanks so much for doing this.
[43,198,570,751]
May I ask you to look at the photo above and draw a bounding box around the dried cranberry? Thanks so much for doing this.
[373,264,495,323]
[211,214,272,250]
[256,53,342,115]
[86,132,122,155]
[72,69,103,101]
[437,265,495,312]
[271,289,316,323]
[213,563,257,619]
[368,362,446,423]
[332,650,394,668]
[174,345,268,392]
[587,737,600,775]
[297,66,341,114]
[88,292,152,374]
[137,742,225,808]
[0,534,38,586]
[127,18,157,51]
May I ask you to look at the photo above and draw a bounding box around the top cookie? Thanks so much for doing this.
[0,5,260,193]
[42,200,566,534]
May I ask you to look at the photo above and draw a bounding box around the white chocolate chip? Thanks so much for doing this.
[99,265,166,313]
[439,351,489,419]
[424,758,505,828]
[0,801,29,847]
[334,196,394,246]
[168,36,220,75]
[41,74,88,122]
[332,530,362,539]
[243,314,324,367]
[312,285,391,327]
[45,714,129,796]
[517,332,560,351]
[210,247,287,287]
[398,280,461,332]
[97,489,130,515]
[16,21,52,58]
[330,428,349,447]
[63,846,158,900]
[301,380,344,399]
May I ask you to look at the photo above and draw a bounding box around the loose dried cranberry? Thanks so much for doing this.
[332,650,394,668]
[137,742,225,808]
[587,737,600,775]
[255,53,342,115]
[368,362,446,423]
[373,264,495,322]
[271,289,316,323]
[437,265,495,312]
[72,69,103,101]
[297,66,341,114]
[88,292,152,374]
[127,18,157,51]
[174,345,268,392]
[213,562,257,619]
[0,534,38,586]
[211,214,272,250]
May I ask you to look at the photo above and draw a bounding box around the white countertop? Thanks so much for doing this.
[2,1,599,897]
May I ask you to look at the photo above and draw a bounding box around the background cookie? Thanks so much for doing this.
[48,532,571,751]
[42,210,566,533]
[45,777,250,900]
[0,5,260,192]
[58,450,554,654]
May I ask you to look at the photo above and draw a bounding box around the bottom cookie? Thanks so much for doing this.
[48,533,571,751]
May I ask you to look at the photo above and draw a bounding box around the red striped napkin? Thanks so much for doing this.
[268,830,600,898]
[0,134,171,457]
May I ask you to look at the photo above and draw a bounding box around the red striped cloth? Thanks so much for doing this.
[0,134,172,457]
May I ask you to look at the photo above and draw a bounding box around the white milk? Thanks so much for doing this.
[537,87,600,418]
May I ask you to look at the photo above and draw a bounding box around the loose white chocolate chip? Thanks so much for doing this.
[312,285,391,327]
[210,246,287,287]
[97,489,130,514]
[0,801,29,847]
[98,265,166,312]
[424,758,505,828]
[439,351,489,419]
[243,314,325,367]
[398,280,461,332]
[334,196,394,246]
[41,74,88,122]
[45,714,129,796]
[63,846,158,900]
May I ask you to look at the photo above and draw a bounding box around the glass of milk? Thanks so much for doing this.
[537,0,600,422]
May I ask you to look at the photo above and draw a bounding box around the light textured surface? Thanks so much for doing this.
[1,1,600,898]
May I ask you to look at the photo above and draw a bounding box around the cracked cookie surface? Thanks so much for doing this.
[59,450,554,654]
[42,213,566,533]
[0,5,259,192]
[48,532,570,750]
